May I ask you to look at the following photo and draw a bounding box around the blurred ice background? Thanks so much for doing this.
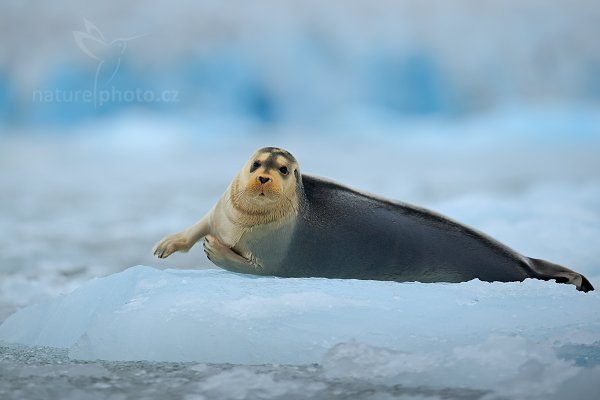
[1,1,600,399]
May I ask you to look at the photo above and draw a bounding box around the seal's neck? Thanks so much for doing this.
[227,175,299,227]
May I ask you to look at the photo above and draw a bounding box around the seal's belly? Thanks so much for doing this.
[233,219,296,275]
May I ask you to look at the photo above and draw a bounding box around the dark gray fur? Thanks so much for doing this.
[245,175,594,292]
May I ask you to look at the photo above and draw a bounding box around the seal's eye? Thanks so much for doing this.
[279,166,289,175]
[250,161,261,172]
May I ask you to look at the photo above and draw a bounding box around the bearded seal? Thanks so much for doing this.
[152,147,594,292]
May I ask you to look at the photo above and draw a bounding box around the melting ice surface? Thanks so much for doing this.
[1,266,600,398]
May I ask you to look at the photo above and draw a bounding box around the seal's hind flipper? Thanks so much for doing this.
[528,257,594,292]
[580,275,595,293]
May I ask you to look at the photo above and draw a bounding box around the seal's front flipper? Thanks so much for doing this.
[153,232,193,259]
[528,257,594,292]
[203,235,262,274]
[152,214,210,259]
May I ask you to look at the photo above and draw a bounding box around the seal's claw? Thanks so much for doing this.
[152,232,191,259]
[203,235,230,266]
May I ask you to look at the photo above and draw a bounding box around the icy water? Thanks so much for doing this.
[1,112,600,399]
[0,344,495,400]
[1,341,599,399]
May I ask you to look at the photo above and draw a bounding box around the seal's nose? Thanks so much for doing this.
[258,176,270,184]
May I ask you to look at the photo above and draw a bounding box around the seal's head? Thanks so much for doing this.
[230,147,301,221]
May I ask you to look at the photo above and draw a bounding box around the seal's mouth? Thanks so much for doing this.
[256,190,277,202]
[256,188,268,199]
[246,179,280,201]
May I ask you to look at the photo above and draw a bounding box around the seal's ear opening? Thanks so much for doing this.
[294,169,299,180]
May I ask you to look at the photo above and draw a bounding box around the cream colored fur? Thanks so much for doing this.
[152,148,300,266]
